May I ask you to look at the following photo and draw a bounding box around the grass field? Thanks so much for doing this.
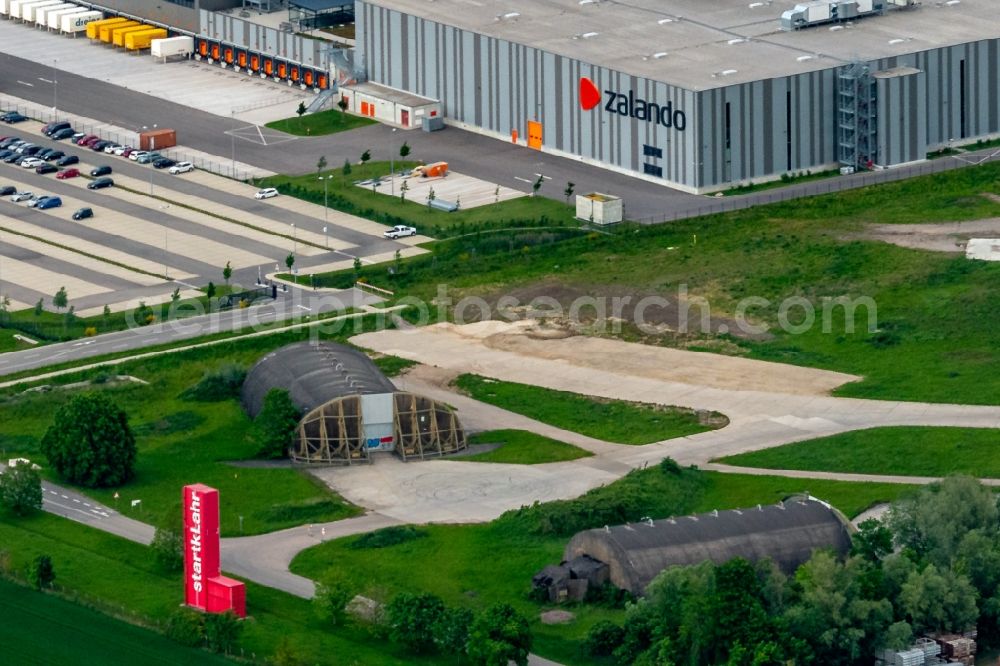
[718,426,1000,477]
[264,108,376,136]
[463,429,592,464]
[0,328,367,536]
[258,161,575,236]
[454,374,724,445]
[0,578,233,666]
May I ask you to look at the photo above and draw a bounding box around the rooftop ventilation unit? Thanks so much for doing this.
[781,0,893,30]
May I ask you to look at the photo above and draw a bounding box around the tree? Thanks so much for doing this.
[296,101,307,118]
[399,179,409,202]
[0,464,42,516]
[314,580,353,626]
[222,261,232,288]
[435,606,473,657]
[40,393,137,488]
[341,158,352,185]
[899,564,979,634]
[399,141,411,159]
[393,249,402,275]
[252,388,300,459]
[34,298,43,316]
[386,592,447,654]
[29,554,55,590]
[708,558,774,663]
[53,286,68,312]
[204,610,242,654]
[427,187,436,207]
[273,638,307,666]
[337,95,348,118]
[316,154,327,176]
[353,256,363,280]
[467,603,532,666]
[165,607,205,647]
[360,149,371,177]
[531,174,544,197]
[564,181,575,204]
[852,518,894,563]
[171,288,181,305]
[285,253,295,272]
[151,505,184,572]
[102,304,111,320]
[585,621,625,657]
[206,282,217,299]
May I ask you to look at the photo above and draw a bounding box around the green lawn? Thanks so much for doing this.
[264,108,376,136]
[718,426,1000,477]
[463,429,592,464]
[453,374,724,445]
[0,329,367,536]
[0,578,234,666]
[258,161,575,236]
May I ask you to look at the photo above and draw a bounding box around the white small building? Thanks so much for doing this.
[340,81,440,130]
[576,193,623,225]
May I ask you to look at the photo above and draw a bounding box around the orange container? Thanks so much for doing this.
[139,128,177,151]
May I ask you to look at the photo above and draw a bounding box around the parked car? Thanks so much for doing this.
[42,121,71,136]
[90,165,112,177]
[56,155,79,167]
[152,158,176,169]
[91,140,111,152]
[20,157,44,168]
[50,127,77,141]
[0,137,20,149]
[72,207,93,221]
[136,152,161,164]
[70,132,86,142]
[254,187,279,200]
[113,145,131,156]
[36,148,56,160]
[82,137,102,148]
[36,195,62,210]
[383,225,418,239]
[0,185,16,196]
[56,167,80,179]
[42,150,65,162]
[87,177,114,190]
[35,164,58,175]
[2,112,27,124]
[10,191,33,202]
[103,143,121,154]
[0,150,11,161]
[120,147,136,158]
[15,143,37,154]
[169,161,194,175]
[21,146,44,157]
[76,134,98,146]
[128,150,149,161]
[26,195,50,207]
[2,153,21,164]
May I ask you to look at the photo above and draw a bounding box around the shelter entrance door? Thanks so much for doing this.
[527,120,542,150]
[361,393,395,451]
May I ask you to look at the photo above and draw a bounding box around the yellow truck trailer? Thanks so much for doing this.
[112,24,151,47]
[124,27,167,51]
[86,16,127,40]
[100,19,137,42]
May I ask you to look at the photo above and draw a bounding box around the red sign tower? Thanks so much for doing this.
[183,484,246,617]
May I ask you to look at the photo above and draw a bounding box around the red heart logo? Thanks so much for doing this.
[580,77,600,111]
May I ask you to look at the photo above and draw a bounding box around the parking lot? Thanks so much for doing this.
[0,120,429,314]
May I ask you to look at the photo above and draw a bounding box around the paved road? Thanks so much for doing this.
[0,287,375,378]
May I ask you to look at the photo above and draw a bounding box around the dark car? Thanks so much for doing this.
[2,112,27,124]
[21,145,44,157]
[87,177,114,190]
[91,140,111,152]
[56,155,79,167]
[0,186,15,196]
[36,148,55,160]
[35,164,58,175]
[90,165,112,177]
[42,150,65,162]
[50,127,76,140]
[152,158,176,169]
[3,153,21,163]
[72,207,93,221]
[0,149,11,161]
[0,137,20,149]
[42,121,71,136]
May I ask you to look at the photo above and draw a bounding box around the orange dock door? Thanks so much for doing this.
[527,121,543,150]
[199,41,208,57]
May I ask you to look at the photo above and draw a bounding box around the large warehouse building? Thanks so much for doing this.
[354,0,1000,192]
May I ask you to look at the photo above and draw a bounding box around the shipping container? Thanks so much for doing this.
[60,9,100,34]
[101,19,137,42]
[35,2,75,27]
[0,0,10,16]
[47,5,83,30]
[151,35,193,59]
[22,0,62,22]
[86,16,125,40]
[111,24,151,47]
[139,128,176,151]
[125,28,167,51]
[9,0,42,19]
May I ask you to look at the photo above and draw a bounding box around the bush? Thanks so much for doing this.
[165,608,204,647]
[181,364,247,401]
[348,525,428,550]
[585,620,625,657]
[28,554,55,590]
[151,506,184,572]
[40,393,137,488]
[252,388,301,459]
[386,592,446,654]
[204,611,242,654]
[314,579,353,626]
[467,603,532,666]
[0,464,42,516]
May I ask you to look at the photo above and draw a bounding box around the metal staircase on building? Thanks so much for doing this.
[306,88,337,114]
[837,62,877,169]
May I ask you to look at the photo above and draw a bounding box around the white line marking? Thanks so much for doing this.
[38,77,54,84]
[296,304,312,311]
[256,124,265,145]
[16,80,34,87]
[72,498,80,503]
[60,494,68,499]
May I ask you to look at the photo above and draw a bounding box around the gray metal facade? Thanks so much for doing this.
[357,1,1000,192]
[199,10,331,68]
[73,0,239,33]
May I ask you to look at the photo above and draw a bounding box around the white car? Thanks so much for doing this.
[26,194,49,207]
[169,161,194,175]
[20,157,43,168]
[128,150,149,161]
[383,225,417,239]
[10,191,32,202]
[113,145,131,156]
[254,187,278,200]
[103,144,121,154]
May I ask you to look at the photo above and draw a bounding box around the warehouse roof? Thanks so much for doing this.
[362,0,1000,90]
[241,341,396,418]
[564,496,852,594]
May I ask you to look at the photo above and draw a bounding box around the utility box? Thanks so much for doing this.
[139,128,177,150]
[576,192,623,225]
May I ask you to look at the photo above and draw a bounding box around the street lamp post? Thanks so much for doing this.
[231,110,236,178]
[160,204,170,279]
[142,124,157,195]
[318,174,329,229]
[322,226,328,250]
[390,127,398,196]
[52,58,57,120]
[291,223,297,256]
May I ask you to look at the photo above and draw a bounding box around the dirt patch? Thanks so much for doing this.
[540,610,576,625]
[858,217,1000,253]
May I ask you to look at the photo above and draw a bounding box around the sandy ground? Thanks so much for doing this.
[862,219,1000,253]
[407,319,858,395]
